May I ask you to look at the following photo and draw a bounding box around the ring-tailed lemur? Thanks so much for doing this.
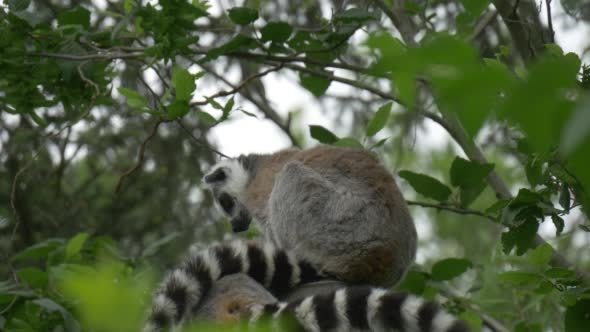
[204,146,417,286]
[145,146,418,330]
[144,241,469,331]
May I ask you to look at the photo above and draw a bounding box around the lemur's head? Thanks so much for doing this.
[203,155,258,232]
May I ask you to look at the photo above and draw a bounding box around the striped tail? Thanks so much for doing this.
[249,286,470,332]
[143,239,323,332]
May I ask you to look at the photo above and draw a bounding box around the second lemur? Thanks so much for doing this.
[204,145,417,286]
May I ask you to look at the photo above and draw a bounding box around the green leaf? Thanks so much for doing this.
[398,170,452,202]
[8,0,31,11]
[450,157,494,188]
[397,270,427,295]
[205,97,223,110]
[12,239,65,262]
[220,97,235,121]
[559,183,571,210]
[545,43,564,56]
[300,72,332,97]
[261,22,293,43]
[171,66,196,101]
[333,7,377,23]
[560,98,590,156]
[485,199,510,215]
[552,214,565,236]
[57,7,91,29]
[16,268,48,289]
[370,137,389,149]
[498,271,541,284]
[459,182,486,207]
[118,87,149,110]
[66,232,89,260]
[309,125,339,144]
[227,7,259,25]
[525,157,544,187]
[544,267,576,279]
[239,109,258,118]
[450,157,493,207]
[501,219,539,255]
[459,310,483,332]
[29,111,48,127]
[501,55,581,152]
[168,100,190,119]
[515,322,542,332]
[204,35,257,61]
[565,299,590,332]
[124,0,134,13]
[366,102,392,137]
[33,298,80,332]
[334,137,363,149]
[526,243,553,266]
[431,258,473,281]
[534,280,555,295]
[196,111,217,126]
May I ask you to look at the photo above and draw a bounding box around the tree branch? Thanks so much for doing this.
[373,0,418,47]
[115,119,166,193]
[190,64,284,106]
[406,200,496,221]
[9,151,41,244]
[28,51,144,61]
[176,119,229,159]
[491,0,547,62]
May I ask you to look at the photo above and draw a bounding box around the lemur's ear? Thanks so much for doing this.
[237,155,250,170]
[204,167,227,184]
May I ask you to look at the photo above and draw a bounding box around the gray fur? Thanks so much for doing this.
[265,160,416,285]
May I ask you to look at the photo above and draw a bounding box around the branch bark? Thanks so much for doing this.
[491,0,548,62]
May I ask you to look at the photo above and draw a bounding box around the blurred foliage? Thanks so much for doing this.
[1,0,590,331]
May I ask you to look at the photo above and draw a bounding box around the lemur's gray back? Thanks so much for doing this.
[242,146,417,285]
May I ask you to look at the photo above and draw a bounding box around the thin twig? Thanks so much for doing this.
[176,119,229,159]
[373,0,418,47]
[28,51,144,61]
[406,200,496,221]
[10,151,41,242]
[77,61,100,97]
[115,119,166,193]
[469,9,500,41]
[137,71,164,110]
[545,0,555,43]
[229,51,370,73]
[270,61,404,104]
[190,64,284,106]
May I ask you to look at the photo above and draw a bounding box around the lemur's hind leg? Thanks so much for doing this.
[267,161,397,284]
